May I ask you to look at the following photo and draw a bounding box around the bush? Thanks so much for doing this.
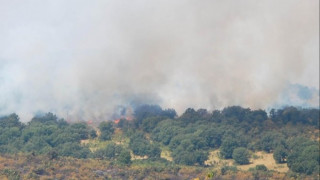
[117,149,131,165]
[89,129,97,139]
[273,146,287,163]
[221,165,238,175]
[255,164,268,171]
[220,137,238,159]
[287,144,319,175]
[232,147,250,165]
[93,143,121,159]
[172,148,208,166]
[257,132,285,153]
[56,142,90,158]
[94,143,131,164]
[98,122,114,141]
[129,132,161,158]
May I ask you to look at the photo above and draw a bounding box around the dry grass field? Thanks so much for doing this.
[205,150,289,173]
[238,151,289,172]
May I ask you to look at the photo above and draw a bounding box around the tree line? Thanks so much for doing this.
[0,105,319,175]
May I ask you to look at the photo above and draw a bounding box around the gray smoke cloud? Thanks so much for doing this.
[0,0,319,121]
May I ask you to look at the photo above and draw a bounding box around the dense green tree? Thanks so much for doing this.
[141,116,164,132]
[94,143,123,159]
[89,129,97,139]
[92,142,131,164]
[200,126,223,148]
[129,139,160,158]
[146,143,161,158]
[179,108,199,123]
[257,132,285,153]
[161,108,177,119]
[0,112,94,158]
[22,136,52,154]
[172,148,208,165]
[0,113,23,128]
[0,127,21,145]
[29,112,58,125]
[56,142,90,158]
[287,143,319,175]
[301,144,319,163]
[69,123,89,139]
[151,120,182,145]
[273,146,287,163]
[220,137,238,159]
[211,110,223,122]
[117,149,132,165]
[129,132,161,158]
[169,134,207,151]
[222,106,250,122]
[232,147,250,165]
[270,107,319,126]
[133,104,163,126]
[98,121,114,141]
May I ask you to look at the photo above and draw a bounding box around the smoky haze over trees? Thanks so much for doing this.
[0,0,319,121]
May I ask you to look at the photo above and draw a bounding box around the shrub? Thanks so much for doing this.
[117,149,131,165]
[255,164,268,171]
[89,129,97,139]
[221,165,238,175]
[220,137,238,159]
[98,122,114,141]
[273,146,287,163]
[232,147,250,165]
[287,144,319,175]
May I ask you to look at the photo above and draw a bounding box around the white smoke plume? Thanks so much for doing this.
[0,0,319,121]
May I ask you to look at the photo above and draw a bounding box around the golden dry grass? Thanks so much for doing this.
[81,128,130,152]
[130,152,148,160]
[205,150,289,173]
[238,151,289,172]
[0,153,300,180]
[205,149,233,167]
[160,147,173,161]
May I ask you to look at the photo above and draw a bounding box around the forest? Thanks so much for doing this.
[0,105,319,179]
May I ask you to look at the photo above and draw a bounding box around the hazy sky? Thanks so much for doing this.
[0,0,319,121]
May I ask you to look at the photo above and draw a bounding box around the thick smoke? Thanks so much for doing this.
[0,0,319,121]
